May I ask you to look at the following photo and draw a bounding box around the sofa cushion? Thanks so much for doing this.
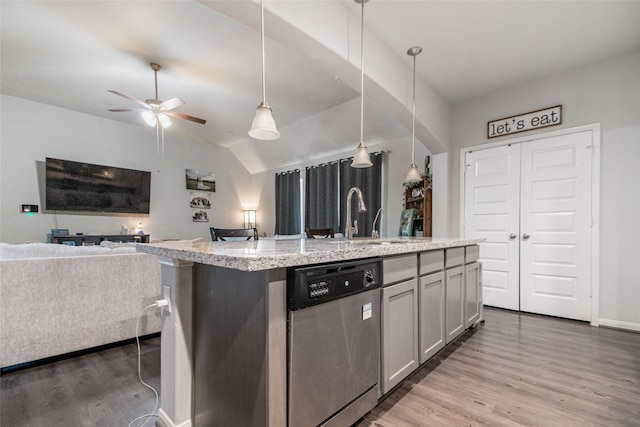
[0,242,136,260]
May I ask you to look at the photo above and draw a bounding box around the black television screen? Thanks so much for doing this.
[45,157,151,214]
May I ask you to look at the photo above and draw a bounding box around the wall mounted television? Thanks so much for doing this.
[45,157,151,214]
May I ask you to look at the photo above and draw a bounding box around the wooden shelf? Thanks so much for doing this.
[403,177,432,237]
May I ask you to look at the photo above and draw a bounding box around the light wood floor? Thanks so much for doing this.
[358,308,640,427]
[1,308,639,427]
[0,338,160,427]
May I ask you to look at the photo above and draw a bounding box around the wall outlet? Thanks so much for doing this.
[162,285,172,315]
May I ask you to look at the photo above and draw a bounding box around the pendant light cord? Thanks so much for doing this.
[260,0,267,104]
[411,53,416,165]
[359,0,365,146]
[154,69,159,101]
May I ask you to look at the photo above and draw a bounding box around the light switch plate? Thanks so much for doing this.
[20,204,39,213]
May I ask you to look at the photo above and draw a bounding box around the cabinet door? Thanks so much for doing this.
[381,279,419,394]
[445,266,465,344]
[465,262,480,328]
[418,271,445,364]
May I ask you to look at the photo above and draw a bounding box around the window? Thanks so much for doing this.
[277,153,385,237]
[274,169,301,235]
[305,162,339,232]
[306,152,384,237]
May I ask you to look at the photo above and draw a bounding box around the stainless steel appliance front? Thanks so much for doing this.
[288,259,381,427]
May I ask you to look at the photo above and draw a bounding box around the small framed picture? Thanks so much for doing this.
[190,192,211,209]
[192,210,209,222]
[399,208,415,237]
[186,169,216,192]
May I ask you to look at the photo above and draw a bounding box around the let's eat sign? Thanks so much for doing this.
[488,105,562,139]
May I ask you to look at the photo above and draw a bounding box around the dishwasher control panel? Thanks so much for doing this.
[287,258,381,310]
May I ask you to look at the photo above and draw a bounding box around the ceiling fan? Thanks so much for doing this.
[108,62,206,128]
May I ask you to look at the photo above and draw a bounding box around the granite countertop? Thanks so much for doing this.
[136,237,483,272]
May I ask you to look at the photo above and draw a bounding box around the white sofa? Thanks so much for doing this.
[0,242,162,368]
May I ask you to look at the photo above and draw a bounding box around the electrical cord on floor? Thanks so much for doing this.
[127,300,166,427]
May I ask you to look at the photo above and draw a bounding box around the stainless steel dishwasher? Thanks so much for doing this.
[287,258,381,427]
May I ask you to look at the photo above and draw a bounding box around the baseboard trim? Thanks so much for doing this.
[1,332,161,374]
[598,318,640,333]
[157,408,192,427]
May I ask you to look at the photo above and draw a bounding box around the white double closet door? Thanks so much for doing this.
[464,130,593,321]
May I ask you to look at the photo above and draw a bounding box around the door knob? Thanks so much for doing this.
[522,233,530,240]
[509,233,517,240]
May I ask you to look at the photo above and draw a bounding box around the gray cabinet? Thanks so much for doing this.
[465,262,481,328]
[381,255,419,394]
[380,246,482,396]
[418,270,445,363]
[445,265,465,343]
[464,245,482,329]
[445,248,465,344]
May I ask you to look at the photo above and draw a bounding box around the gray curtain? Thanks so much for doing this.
[339,152,383,237]
[305,162,339,232]
[275,170,301,235]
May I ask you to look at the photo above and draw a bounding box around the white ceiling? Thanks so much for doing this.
[2,1,639,173]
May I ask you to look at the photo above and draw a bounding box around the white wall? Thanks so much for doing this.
[254,136,429,238]
[0,95,252,244]
[448,49,640,328]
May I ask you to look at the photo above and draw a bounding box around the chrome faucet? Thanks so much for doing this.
[346,187,367,239]
[372,208,383,239]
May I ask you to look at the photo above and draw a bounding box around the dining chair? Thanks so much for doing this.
[210,227,258,241]
[305,227,335,239]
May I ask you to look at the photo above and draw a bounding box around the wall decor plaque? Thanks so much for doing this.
[488,105,562,139]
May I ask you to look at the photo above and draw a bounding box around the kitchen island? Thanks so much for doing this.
[137,237,482,427]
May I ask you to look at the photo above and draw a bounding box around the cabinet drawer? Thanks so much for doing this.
[465,245,479,264]
[419,250,444,276]
[383,254,417,286]
[445,247,464,268]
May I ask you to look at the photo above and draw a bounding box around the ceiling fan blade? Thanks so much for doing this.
[159,97,185,111]
[108,108,146,112]
[167,111,207,125]
[108,90,151,109]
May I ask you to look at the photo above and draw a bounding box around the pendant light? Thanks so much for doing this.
[249,0,280,140]
[404,46,423,183]
[351,0,373,168]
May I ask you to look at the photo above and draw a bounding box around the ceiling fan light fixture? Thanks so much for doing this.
[141,110,157,127]
[351,0,372,169]
[249,102,280,140]
[157,112,172,129]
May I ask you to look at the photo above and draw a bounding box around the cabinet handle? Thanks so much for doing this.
[509,233,517,240]
[522,233,530,240]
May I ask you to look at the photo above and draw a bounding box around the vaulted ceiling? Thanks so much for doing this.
[2,1,639,174]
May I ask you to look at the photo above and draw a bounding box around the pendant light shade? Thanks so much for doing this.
[405,164,421,182]
[351,0,372,169]
[404,45,423,184]
[249,0,280,140]
[249,102,280,140]
[352,142,373,168]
